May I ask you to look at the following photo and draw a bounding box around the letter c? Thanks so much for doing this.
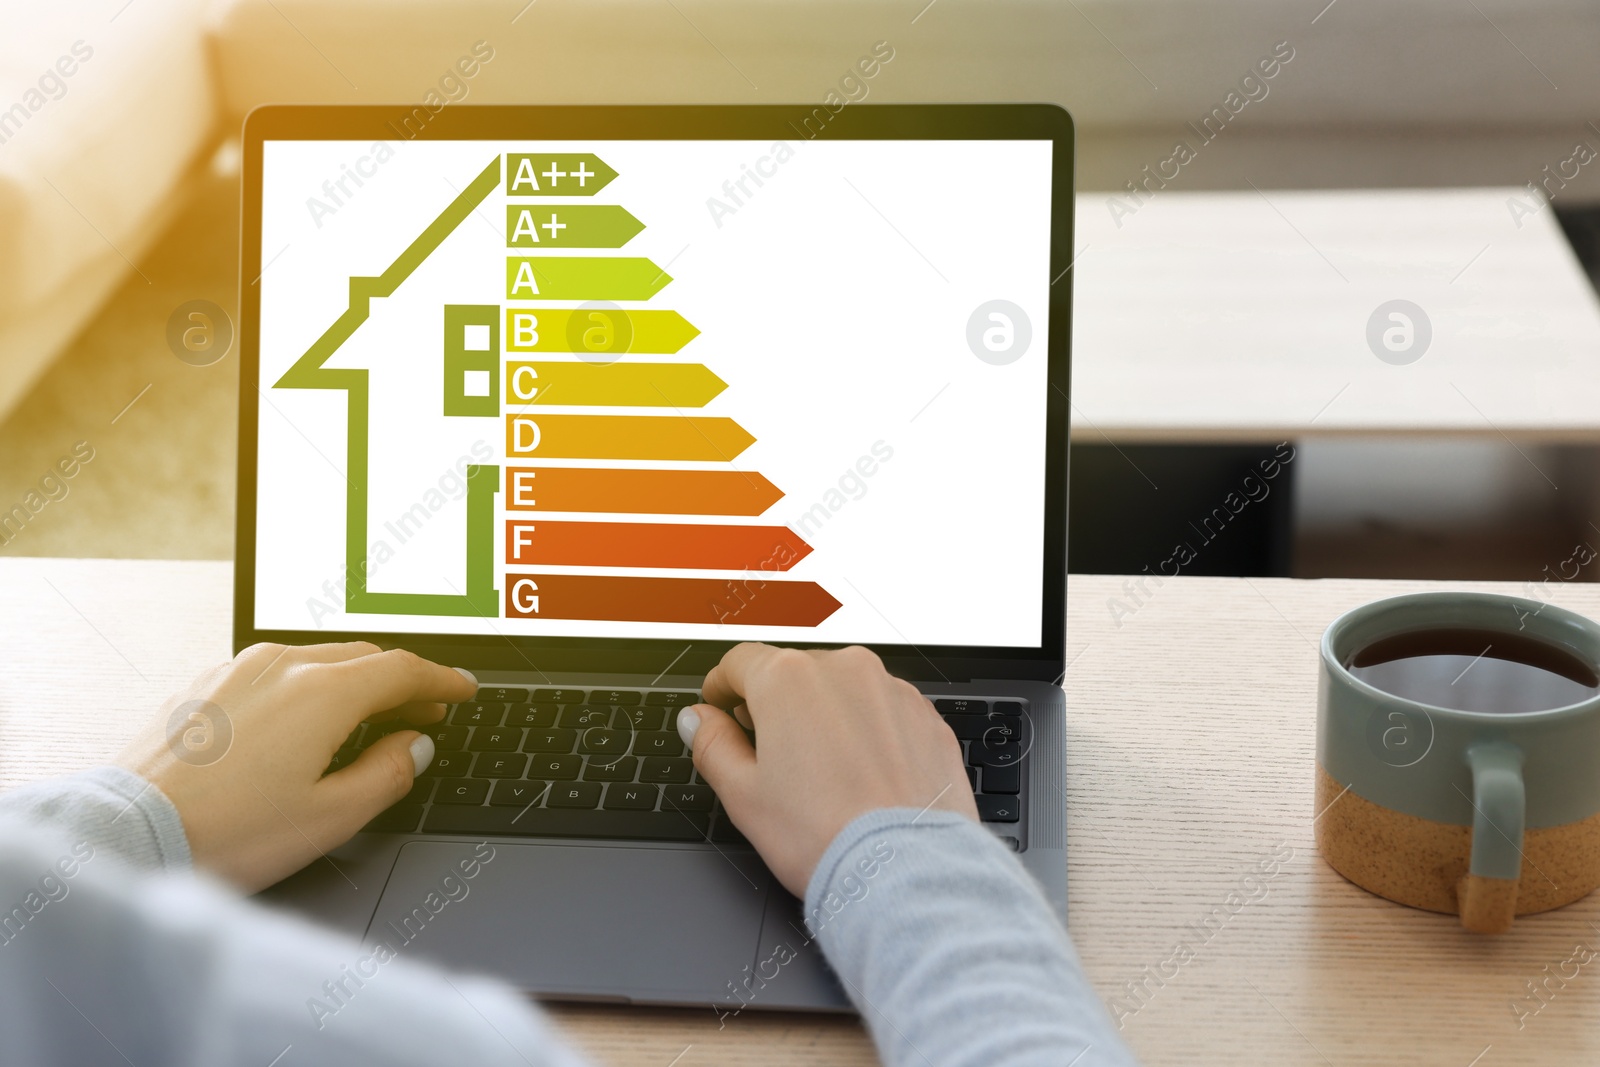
[511,365,538,401]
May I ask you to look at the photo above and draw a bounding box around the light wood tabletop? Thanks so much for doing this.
[1070,188,1600,444]
[4,556,1600,1065]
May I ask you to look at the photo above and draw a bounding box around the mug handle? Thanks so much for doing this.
[1457,741,1525,934]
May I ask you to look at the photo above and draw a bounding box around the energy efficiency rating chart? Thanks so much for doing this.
[254,136,1054,647]
[274,150,840,629]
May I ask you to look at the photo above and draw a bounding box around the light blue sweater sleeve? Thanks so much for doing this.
[804,808,1141,1067]
[0,773,591,1067]
[0,766,192,871]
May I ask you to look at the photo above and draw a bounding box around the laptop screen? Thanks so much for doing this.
[250,133,1053,650]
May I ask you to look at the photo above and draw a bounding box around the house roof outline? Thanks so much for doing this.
[276,155,503,617]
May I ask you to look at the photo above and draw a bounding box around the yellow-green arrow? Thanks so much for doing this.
[504,308,700,354]
[507,205,645,248]
[505,154,618,197]
[506,257,671,301]
[505,361,727,407]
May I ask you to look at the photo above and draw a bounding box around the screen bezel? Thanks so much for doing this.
[235,103,1074,682]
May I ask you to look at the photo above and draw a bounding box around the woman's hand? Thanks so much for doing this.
[116,641,475,892]
[679,643,977,897]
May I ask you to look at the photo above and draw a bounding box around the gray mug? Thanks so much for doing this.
[1317,591,1600,933]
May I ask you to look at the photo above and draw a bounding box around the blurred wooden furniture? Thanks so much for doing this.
[1071,188,1600,444]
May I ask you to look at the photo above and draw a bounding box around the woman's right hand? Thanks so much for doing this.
[678,643,977,897]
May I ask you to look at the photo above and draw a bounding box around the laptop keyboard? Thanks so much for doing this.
[343,689,1028,849]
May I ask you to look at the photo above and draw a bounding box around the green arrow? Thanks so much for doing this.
[505,154,618,197]
[505,308,700,353]
[506,257,671,301]
[506,204,645,248]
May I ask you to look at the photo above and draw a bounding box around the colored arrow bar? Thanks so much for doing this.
[506,467,783,516]
[505,309,699,354]
[507,258,671,301]
[505,154,617,197]
[505,573,842,626]
[506,414,753,461]
[505,361,726,407]
[507,205,644,248]
[506,520,812,570]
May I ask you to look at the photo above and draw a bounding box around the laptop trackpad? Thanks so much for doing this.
[367,841,771,1002]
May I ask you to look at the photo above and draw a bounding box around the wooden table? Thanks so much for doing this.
[1070,189,1600,444]
[6,556,1600,1065]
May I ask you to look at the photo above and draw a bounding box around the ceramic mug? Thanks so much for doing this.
[1316,591,1600,934]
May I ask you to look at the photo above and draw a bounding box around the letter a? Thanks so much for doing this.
[512,260,539,296]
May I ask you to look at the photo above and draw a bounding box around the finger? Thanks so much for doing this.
[679,704,757,810]
[366,700,450,726]
[315,730,430,837]
[282,641,385,664]
[700,642,783,711]
[313,650,476,727]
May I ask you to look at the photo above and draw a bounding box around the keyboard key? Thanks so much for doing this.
[452,702,505,727]
[981,764,1022,794]
[645,691,700,706]
[589,689,641,706]
[490,780,549,806]
[477,754,528,779]
[980,717,1024,743]
[326,747,359,772]
[402,779,436,804]
[528,754,581,780]
[936,698,988,715]
[365,804,424,833]
[662,785,714,812]
[943,715,990,740]
[523,728,577,753]
[422,725,469,750]
[604,783,659,810]
[976,795,1020,822]
[547,782,603,809]
[559,706,611,729]
[612,706,665,731]
[971,737,1024,768]
[477,686,528,703]
[709,813,750,846]
[578,728,630,755]
[639,757,693,784]
[361,721,410,749]
[582,756,637,782]
[341,725,366,750]
[423,805,709,840]
[531,688,585,704]
[633,731,684,757]
[469,727,521,752]
[993,701,1025,716]
[436,779,490,805]
[966,766,978,791]
[423,750,471,778]
[506,704,558,729]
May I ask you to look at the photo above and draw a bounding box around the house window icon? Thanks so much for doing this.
[444,305,500,418]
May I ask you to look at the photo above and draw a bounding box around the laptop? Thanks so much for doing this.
[237,103,1075,1011]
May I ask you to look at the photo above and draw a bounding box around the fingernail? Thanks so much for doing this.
[408,734,436,777]
[453,667,478,687]
[677,707,701,749]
